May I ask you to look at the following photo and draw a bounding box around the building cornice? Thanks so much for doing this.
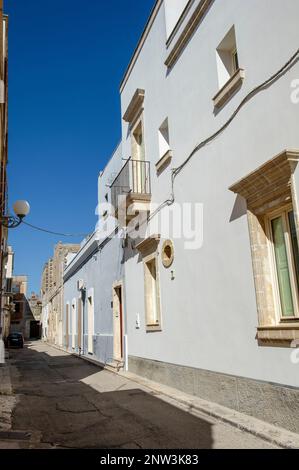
[63,227,119,282]
[120,0,163,93]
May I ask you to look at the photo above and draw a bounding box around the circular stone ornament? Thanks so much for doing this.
[162,239,174,268]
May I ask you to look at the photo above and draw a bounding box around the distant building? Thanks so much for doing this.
[28,292,42,321]
[28,292,42,338]
[41,242,80,346]
[10,276,39,340]
[41,259,54,296]
[2,246,14,338]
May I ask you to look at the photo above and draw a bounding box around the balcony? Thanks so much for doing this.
[110,158,151,222]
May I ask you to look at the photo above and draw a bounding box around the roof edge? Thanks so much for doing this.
[119,0,163,93]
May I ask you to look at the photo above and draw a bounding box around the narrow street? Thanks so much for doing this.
[0,342,277,449]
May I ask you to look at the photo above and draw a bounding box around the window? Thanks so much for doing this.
[158,118,170,159]
[213,26,244,109]
[216,26,240,88]
[14,302,21,314]
[136,235,162,332]
[229,150,299,347]
[267,208,299,319]
[144,255,161,329]
[232,49,239,73]
[87,291,94,354]
[156,119,172,175]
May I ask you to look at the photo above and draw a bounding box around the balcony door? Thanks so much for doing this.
[132,121,146,194]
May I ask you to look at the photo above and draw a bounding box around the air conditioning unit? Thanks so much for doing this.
[77,279,85,291]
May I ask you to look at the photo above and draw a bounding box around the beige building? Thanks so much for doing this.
[10,275,33,339]
[2,245,14,338]
[41,242,80,346]
[0,4,9,341]
[28,292,42,322]
[41,258,54,296]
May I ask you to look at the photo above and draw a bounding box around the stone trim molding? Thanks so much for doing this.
[213,68,245,109]
[165,0,214,69]
[257,323,299,347]
[229,149,299,215]
[135,234,161,257]
[155,149,172,175]
[166,0,196,48]
[123,88,145,123]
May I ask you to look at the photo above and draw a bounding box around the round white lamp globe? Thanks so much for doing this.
[13,200,30,218]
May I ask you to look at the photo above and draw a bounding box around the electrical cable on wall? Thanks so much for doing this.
[141,45,299,231]
[19,46,299,239]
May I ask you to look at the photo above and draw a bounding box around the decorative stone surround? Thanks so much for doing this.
[230,150,299,347]
[161,239,174,268]
[229,150,299,215]
[135,234,161,257]
[213,68,245,109]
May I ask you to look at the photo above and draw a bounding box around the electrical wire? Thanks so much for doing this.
[19,46,299,240]
[173,46,299,179]
[22,220,90,238]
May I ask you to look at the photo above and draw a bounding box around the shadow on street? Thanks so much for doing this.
[7,341,214,449]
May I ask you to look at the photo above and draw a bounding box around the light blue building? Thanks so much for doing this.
[63,144,126,369]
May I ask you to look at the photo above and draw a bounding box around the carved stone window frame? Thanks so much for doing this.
[229,150,299,347]
[135,235,162,332]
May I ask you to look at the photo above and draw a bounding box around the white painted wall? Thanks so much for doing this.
[119,0,299,387]
[164,0,189,38]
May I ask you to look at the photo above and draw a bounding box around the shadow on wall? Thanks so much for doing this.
[229,194,247,222]
[8,343,214,449]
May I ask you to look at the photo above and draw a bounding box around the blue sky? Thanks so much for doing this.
[5,0,154,294]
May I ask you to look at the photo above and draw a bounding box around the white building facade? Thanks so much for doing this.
[115,0,299,432]
[62,0,299,433]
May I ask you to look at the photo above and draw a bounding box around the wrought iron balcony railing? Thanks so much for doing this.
[110,158,151,211]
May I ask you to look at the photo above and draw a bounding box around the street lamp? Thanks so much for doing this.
[0,200,30,228]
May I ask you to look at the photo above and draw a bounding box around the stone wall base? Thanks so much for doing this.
[128,356,299,433]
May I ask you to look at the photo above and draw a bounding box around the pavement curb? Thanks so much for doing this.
[43,342,299,449]
[118,371,299,450]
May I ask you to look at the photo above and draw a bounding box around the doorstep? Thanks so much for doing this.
[117,370,299,450]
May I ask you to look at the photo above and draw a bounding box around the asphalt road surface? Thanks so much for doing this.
[0,342,277,449]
